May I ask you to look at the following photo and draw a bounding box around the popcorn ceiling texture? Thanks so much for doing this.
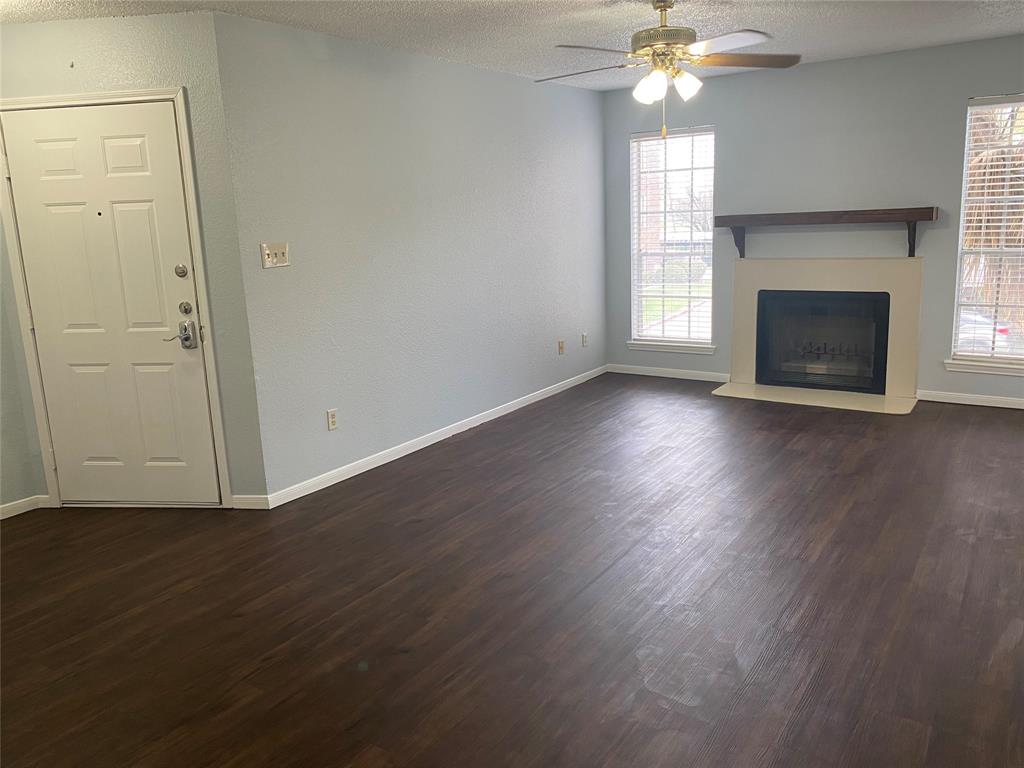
[3,1,1023,91]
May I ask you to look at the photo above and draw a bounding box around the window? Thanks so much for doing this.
[952,95,1024,363]
[630,128,714,348]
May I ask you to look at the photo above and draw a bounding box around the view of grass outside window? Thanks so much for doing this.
[630,128,714,344]
[953,96,1024,361]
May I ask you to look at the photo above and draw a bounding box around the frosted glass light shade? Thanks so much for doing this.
[632,69,669,104]
[674,71,703,101]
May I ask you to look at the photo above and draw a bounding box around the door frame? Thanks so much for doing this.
[1,88,233,508]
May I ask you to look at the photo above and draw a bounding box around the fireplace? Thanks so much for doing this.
[755,290,890,394]
[716,258,920,414]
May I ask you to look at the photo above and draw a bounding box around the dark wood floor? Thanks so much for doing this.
[3,373,1022,767]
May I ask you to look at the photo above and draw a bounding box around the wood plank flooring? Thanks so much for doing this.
[2,373,1022,767]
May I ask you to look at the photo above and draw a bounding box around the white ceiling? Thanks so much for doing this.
[2,1,1022,90]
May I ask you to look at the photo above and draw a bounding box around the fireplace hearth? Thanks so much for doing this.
[756,290,890,394]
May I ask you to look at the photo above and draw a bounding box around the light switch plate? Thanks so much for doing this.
[261,241,290,268]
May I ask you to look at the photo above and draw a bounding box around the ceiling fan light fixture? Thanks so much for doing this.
[673,70,703,101]
[632,69,669,104]
[541,1,801,93]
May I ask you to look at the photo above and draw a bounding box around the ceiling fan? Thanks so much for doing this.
[537,0,801,106]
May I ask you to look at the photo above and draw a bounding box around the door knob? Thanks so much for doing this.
[163,320,199,349]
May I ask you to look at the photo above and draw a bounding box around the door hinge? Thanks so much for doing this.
[1,154,10,180]
[48,447,57,472]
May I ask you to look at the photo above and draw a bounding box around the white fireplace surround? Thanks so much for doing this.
[714,257,923,414]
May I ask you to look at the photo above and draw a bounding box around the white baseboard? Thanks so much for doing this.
[606,364,730,383]
[606,368,1021,410]
[0,494,52,520]
[236,365,608,510]
[917,389,1024,410]
[230,495,272,510]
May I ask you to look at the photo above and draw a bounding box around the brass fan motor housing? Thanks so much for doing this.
[630,25,697,56]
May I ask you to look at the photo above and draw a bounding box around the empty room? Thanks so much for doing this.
[0,1,1022,765]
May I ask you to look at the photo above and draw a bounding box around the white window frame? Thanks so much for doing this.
[947,93,1024,376]
[628,126,716,355]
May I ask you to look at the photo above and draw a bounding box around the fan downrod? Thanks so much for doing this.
[632,0,696,56]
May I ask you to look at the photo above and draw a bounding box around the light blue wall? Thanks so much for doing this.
[1,222,45,503]
[212,13,606,494]
[0,12,268,495]
[603,35,1024,398]
[1,13,1019,505]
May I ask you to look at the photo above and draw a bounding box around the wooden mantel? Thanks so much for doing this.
[714,207,939,258]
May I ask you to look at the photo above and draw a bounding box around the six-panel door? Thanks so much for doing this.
[3,101,221,504]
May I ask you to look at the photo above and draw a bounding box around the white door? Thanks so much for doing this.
[2,101,221,505]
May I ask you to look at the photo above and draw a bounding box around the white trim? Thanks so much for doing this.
[967,93,1024,107]
[0,88,233,507]
[231,495,272,510]
[626,340,716,355]
[0,495,53,520]
[606,363,729,382]
[56,502,223,509]
[943,358,1024,377]
[917,389,1024,410]
[0,88,185,111]
[169,88,233,505]
[604,366,1022,410]
[628,125,716,351]
[630,124,716,141]
[239,366,608,510]
[949,96,1024,367]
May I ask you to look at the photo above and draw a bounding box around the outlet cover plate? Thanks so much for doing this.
[261,241,290,268]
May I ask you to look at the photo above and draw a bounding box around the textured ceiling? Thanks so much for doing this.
[2,1,1022,90]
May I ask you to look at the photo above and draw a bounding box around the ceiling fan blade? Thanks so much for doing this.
[685,29,770,56]
[695,53,801,69]
[535,63,643,83]
[556,44,633,55]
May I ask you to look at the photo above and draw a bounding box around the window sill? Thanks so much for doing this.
[627,340,717,355]
[944,358,1024,377]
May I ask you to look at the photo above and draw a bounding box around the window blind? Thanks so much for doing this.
[630,128,714,344]
[953,96,1024,361]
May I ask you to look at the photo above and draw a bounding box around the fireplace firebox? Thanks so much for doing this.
[756,290,890,394]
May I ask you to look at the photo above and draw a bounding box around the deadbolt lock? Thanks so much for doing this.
[174,264,189,278]
[178,301,193,315]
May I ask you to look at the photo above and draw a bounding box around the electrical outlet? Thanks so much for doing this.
[261,241,290,268]
[558,340,565,355]
[326,408,338,431]
[581,333,588,348]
